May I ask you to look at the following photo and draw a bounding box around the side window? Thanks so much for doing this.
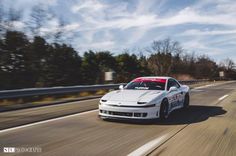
[167,80,173,90]
[167,79,180,90]
[172,79,180,88]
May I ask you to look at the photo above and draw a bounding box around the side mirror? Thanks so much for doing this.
[119,85,124,90]
[169,86,178,92]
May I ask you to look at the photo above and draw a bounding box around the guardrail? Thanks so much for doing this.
[0,84,126,99]
[0,79,208,100]
[179,79,209,85]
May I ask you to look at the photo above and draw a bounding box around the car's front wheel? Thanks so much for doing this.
[159,99,169,120]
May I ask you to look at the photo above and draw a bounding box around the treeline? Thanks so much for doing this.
[0,30,236,90]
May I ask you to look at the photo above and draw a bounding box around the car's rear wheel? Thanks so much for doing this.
[160,99,169,120]
[183,93,189,109]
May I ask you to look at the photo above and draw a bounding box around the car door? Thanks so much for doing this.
[172,79,185,107]
[167,79,182,111]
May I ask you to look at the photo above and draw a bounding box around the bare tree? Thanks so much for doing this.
[53,17,66,43]
[28,5,48,37]
[7,8,22,30]
[147,38,183,75]
[0,7,22,33]
[0,1,3,21]
[0,2,4,37]
[220,58,235,70]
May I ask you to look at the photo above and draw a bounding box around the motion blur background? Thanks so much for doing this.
[0,0,236,90]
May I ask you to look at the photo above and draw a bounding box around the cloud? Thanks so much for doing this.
[63,23,80,31]
[155,7,236,27]
[66,0,236,59]
[71,0,107,13]
[181,29,236,36]
[70,1,158,30]
[39,22,80,36]
[2,0,57,11]
[182,39,223,56]
[1,21,25,31]
[12,21,25,30]
[103,14,157,30]
[69,3,236,35]
[77,41,115,51]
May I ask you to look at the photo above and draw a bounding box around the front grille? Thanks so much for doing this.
[113,111,132,117]
[106,104,155,108]
[100,110,147,117]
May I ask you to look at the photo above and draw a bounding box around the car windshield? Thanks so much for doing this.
[125,79,166,90]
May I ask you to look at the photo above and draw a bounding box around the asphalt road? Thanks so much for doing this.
[0,98,100,130]
[0,82,236,156]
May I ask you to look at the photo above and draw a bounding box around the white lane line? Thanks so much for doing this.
[128,134,168,156]
[194,81,235,90]
[194,84,215,89]
[218,95,229,101]
[190,89,204,92]
[0,109,98,134]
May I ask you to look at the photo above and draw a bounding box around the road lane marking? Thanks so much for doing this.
[218,95,229,101]
[190,89,204,92]
[193,81,234,90]
[128,134,168,156]
[0,109,98,134]
[194,84,215,89]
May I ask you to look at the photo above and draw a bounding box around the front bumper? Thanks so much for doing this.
[99,103,160,119]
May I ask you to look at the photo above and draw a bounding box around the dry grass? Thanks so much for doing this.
[0,98,24,106]
[95,89,108,95]
[79,92,91,97]
[31,97,55,105]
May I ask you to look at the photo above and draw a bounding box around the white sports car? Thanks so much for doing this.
[99,77,190,120]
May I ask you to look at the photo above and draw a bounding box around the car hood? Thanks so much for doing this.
[102,89,164,102]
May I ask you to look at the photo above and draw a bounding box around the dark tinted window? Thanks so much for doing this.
[167,79,180,90]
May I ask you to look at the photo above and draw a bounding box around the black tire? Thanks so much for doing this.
[183,93,190,109]
[160,99,169,121]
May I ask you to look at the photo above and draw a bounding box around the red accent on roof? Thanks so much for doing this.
[132,78,167,83]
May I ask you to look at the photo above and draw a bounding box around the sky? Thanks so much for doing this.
[2,0,236,62]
